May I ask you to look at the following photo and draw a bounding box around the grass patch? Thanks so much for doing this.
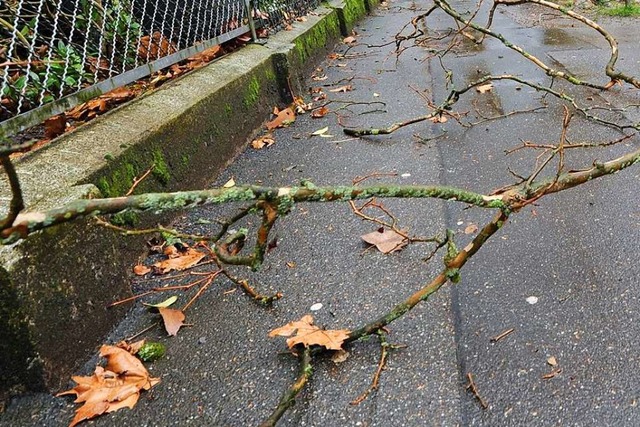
[600,3,640,16]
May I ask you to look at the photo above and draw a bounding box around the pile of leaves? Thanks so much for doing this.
[57,344,160,427]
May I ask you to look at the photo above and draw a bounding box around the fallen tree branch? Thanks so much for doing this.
[495,0,640,88]
[0,184,507,244]
[347,209,509,342]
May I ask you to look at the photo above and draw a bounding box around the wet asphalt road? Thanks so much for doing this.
[2,1,640,426]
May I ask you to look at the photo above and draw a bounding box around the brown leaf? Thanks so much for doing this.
[251,134,276,149]
[343,36,357,44]
[100,345,150,382]
[116,340,146,355]
[133,264,151,276]
[311,106,330,118]
[464,224,478,235]
[476,83,493,94]
[269,315,350,350]
[331,349,350,364]
[188,44,221,65]
[266,107,295,130]
[101,87,135,103]
[137,31,177,60]
[153,248,206,273]
[293,96,312,112]
[163,245,179,258]
[57,346,160,426]
[159,307,185,336]
[44,114,66,139]
[329,85,353,93]
[361,228,407,254]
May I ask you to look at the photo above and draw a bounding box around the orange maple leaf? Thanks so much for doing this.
[57,346,160,426]
[269,315,350,351]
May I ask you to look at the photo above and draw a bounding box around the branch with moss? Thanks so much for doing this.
[0,184,507,245]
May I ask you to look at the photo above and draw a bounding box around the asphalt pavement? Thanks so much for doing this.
[2,0,640,426]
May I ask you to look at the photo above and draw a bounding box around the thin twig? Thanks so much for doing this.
[490,328,515,343]
[260,347,312,427]
[350,331,391,405]
[126,164,155,196]
[466,373,488,409]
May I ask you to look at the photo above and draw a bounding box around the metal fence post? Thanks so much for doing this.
[245,0,259,42]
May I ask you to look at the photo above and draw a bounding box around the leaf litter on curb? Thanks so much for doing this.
[361,227,408,254]
[269,314,350,351]
[57,345,160,427]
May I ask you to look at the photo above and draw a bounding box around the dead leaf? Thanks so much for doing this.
[266,107,295,130]
[329,85,353,93]
[251,134,276,149]
[153,248,206,273]
[163,245,179,258]
[101,87,135,103]
[223,178,235,188]
[311,126,329,136]
[311,106,330,118]
[44,114,66,139]
[269,314,350,351]
[361,228,407,254]
[476,83,493,94]
[116,340,146,355]
[547,356,557,367]
[464,224,478,234]
[293,96,313,113]
[331,349,350,364]
[158,307,185,336]
[343,36,357,44]
[133,264,151,276]
[137,31,177,60]
[57,346,160,427]
[313,93,327,102]
[143,295,178,308]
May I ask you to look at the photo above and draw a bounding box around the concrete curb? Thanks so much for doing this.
[0,0,373,400]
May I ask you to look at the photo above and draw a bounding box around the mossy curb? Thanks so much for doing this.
[0,0,380,401]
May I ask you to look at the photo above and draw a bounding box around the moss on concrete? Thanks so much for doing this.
[151,148,171,185]
[292,12,341,65]
[342,0,368,34]
[243,76,261,108]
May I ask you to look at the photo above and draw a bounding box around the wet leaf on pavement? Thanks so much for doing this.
[159,307,185,336]
[57,345,160,427]
[361,228,408,254]
[269,314,350,351]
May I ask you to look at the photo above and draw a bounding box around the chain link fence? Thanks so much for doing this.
[0,0,321,138]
